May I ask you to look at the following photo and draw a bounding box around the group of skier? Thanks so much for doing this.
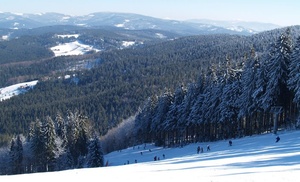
[197,144,210,154]
[123,135,282,165]
[195,135,280,154]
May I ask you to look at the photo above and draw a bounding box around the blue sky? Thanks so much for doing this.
[1,0,299,26]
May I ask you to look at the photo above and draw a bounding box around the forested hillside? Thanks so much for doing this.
[102,26,300,153]
[0,26,179,87]
[0,26,300,147]
[1,24,300,175]
[0,34,251,144]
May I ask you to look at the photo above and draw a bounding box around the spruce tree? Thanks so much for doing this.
[261,28,293,111]
[288,36,300,105]
[9,135,23,174]
[30,119,44,172]
[43,116,58,171]
[86,137,104,168]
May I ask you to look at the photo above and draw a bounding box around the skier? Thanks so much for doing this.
[276,136,280,143]
[197,146,200,154]
[207,144,210,151]
[229,140,232,146]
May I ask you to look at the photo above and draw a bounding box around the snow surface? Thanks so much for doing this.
[56,34,80,38]
[155,33,167,39]
[122,41,135,47]
[1,35,9,40]
[0,80,38,101]
[115,19,130,28]
[1,130,300,181]
[50,41,100,57]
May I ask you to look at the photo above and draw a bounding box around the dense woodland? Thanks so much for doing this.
[0,110,104,174]
[1,25,300,174]
[134,28,300,147]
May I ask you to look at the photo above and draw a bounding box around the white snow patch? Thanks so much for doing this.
[155,33,166,39]
[115,23,125,28]
[62,16,71,20]
[76,23,87,26]
[0,80,38,101]
[64,75,71,79]
[50,41,100,57]
[122,41,135,47]
[1,35,9,40]
[115,19,130,28]
[56,34,80,38]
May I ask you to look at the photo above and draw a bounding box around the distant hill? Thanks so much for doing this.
[187,19,281,33]
[0,12,275,36]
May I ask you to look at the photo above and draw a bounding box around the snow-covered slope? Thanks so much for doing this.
[50,40,100,57]
[1,130,300,181]
[0,80,38,101]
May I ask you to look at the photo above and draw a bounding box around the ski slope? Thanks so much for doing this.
[1,130,300,182]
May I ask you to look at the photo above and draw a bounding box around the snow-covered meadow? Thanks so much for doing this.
[1,130,300,181]
[0,80,38,101]
[50,40,100,57]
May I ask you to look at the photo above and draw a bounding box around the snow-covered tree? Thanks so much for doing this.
[237,51,259,118]
[65,110,91,167]
[43,116,58,171]
[151,90,173,133]
[201,65,223,124]
[187,80,205,127]
[134,95,158,143]
[9,135,23,174]
[86,136,104,168]
[29,119,44,172]
[288,36,300,105]
[261,28,293,111]
[164,85,186,131]
[55,112,67,144]
[29,117,58,172]
[179,82,202,128]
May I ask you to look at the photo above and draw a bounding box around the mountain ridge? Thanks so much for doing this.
[0,12,280,35]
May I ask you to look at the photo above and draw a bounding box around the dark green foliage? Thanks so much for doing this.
[0,110,106,174]
[29,117,57,172]
[0,35,54,64]
[132,27,300,147]
[1,26,300,147]
[86,136,104,168]
[9,135,23,174]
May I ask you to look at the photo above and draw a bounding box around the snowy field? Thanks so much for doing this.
[0,80,38,101]
[1,130,300,181]
[50,41,99,57]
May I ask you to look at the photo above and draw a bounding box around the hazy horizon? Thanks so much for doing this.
[1,0,300,27]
